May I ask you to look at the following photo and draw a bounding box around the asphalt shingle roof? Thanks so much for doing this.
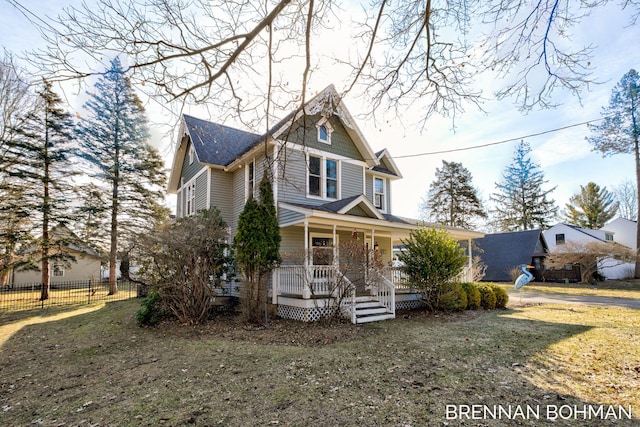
[183,114,261,167]
[474,229,547,282]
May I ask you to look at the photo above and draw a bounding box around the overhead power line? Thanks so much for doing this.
[393,118,604,159]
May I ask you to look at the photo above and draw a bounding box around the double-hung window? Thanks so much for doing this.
[374,177,386,211]
[308,154,338,199]
[247,160,255,199]
[186,181,196,216]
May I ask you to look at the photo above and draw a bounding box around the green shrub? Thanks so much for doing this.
[490,284,509,308]
[437,282,467,311]
[136,290,163,326]
[478,284,496,309]
[460,282,481,310]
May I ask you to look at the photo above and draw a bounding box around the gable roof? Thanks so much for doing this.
[168,85,384,192]
[372,149,403,178]
[474,229,547,282]
[184,114,261,167]
[546,223,607,242]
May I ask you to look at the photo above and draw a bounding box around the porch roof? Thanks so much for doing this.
[279,196,484,240]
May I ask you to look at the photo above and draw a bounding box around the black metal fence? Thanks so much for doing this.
[0,279,140,312]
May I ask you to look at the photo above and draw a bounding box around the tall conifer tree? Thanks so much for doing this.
[490,141,558,231]
[421,160,486,229]
[77,57,167,294]
[588,69,640,277]
[564,182,618,229]
[8,81,77,299]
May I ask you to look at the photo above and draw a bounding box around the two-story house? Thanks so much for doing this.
[168,85,483,323]
[543,221,635,281]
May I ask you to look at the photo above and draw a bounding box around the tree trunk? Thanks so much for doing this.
[40,118,51,301]
[108,136,120,295]
[634,132,640,278]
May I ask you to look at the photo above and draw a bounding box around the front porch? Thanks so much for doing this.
[273,197,481,323]
[272,264,473,323]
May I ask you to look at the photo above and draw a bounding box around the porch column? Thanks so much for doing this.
[272,269,278,305]
[303,219,311,299]
[332,224,337,267]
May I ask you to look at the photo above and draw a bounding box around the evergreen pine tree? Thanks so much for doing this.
[564,182,618,229]
[234,171,281,323]
[7,81,78,299]
[490,141,558,231]
[588,69,640,277]
[421,160,486,229]
[77,57,167,294]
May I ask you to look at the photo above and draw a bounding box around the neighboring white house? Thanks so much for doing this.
[543,221,635,280]
[10,226,102,287]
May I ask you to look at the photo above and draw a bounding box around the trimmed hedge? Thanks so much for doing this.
[460,282,481,310]
[490,284,509,309]
[437,282,468,311]
[477,284,497,309]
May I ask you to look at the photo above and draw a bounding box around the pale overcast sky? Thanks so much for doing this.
[1,1,639,224]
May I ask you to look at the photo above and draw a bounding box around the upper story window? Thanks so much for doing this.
[374,177,386,211]
[186,181,196,216]
[316,118,333,144]
[605,233,614,241]
[188,145,195,164]
[246,160,255,199]
[555,233,565,245]
[308,154,339,200]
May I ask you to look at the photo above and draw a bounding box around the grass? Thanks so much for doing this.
[0,291,638,426]
[0,284,137,312]
[494,279,640,300]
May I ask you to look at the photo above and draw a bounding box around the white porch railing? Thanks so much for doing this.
[276,265,337,298]
[372,272,395,317]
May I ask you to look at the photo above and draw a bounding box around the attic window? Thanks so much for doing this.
[316,118,333,144]
[555,234,565,245]
[605,233,614,241]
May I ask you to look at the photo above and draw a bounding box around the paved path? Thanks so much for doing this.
[507,291,640,309]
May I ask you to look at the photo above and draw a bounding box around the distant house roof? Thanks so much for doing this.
[474,229,548,282]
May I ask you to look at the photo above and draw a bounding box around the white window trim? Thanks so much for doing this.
[307,153,340,201]
[310,232,338,265]
[316,117,334,145]
[245,159,256,200]
[373,176,387,213]
[185,180,196,216]
[188,145,195,164]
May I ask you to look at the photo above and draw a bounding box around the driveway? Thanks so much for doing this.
[507,291,640,309]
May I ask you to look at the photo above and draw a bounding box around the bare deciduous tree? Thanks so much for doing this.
[545,240,635,283]
[612,179,638,221]
[10,0,638,128]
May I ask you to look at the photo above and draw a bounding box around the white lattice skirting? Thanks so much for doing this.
[277,304,338,322]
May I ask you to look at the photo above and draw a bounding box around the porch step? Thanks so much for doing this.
[354,296,394,324]
[356,313,396,324]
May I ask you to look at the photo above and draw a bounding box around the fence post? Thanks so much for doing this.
[88,280,92,304]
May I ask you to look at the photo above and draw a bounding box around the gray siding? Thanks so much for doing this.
[341,161,364,199]
[209,169,234,226]
[195,171,208,211]
[278,207,305,226]
[281,114,364,160]
[277,148,318,206]
[181,140,207,183]
[280,227,305,264]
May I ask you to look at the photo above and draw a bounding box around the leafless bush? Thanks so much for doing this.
[139,209,231,325]
[545,241,635,283]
